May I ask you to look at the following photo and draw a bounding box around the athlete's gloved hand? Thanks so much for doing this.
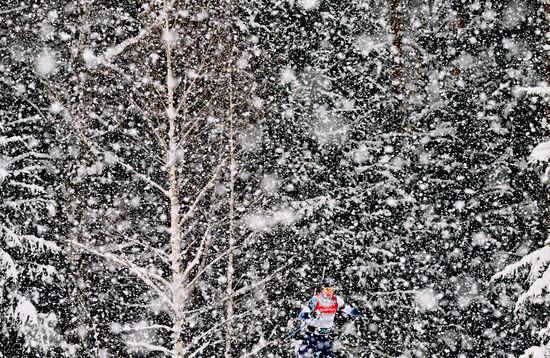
[298,311,310,320]
[349,308,360,317]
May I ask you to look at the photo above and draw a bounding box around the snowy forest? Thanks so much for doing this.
[1,0,550,357]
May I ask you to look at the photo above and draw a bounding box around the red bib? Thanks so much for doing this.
[314,294,338,314]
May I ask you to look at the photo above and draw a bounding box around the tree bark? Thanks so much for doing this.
[224,71,236,358]
[165,8,184,357]
[390,0,404,124]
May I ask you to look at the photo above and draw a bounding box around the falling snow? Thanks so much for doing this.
[1,1,549,357]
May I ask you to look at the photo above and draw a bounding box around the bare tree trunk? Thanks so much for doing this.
[390,0,404,124]
[165,7,184,357]
[224,72,236,358]
[451,0,465,77]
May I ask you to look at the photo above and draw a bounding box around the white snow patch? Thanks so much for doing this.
[261,175,280,195]
[162,29,179,47]
[515,86,550,96]
[15,299,38,325]
[103,151,117,165]
[236,53,250,69]
[280,67,296,84]
[482,9,497,21]
[355,35,386,56]
[186,69,199,79]
[415,289,438,311]
[530,141,550,162]
[194,10,209,22]
[471,232,496,246]
[47,10,59,21]
[82,48,100,68]
[453,200,465,210]
[251,96,264,109]
[246,209,296,231]
[35,50,57,76]
[49,101,63,114]
[298,0,320,10]
[247,215,268,231]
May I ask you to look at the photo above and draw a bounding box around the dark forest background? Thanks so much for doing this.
[1,0,549,357]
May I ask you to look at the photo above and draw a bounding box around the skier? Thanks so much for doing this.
[296,278,360,358]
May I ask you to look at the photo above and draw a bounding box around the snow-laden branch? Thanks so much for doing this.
[127,95,168,151]
[68,240,176,313]
[491,246,550,284]
[0,5,27,14]
[3,152,52,167]
[0,135,32,146]
[239,327,281,358]
[1,115,39,128]
[126,341,175,356]
[519,342,550,358]
[369,289,417,296]
[0,247,18,280]
[91,238,170,265]
[492,246,550,312]
[515,86,550,96]
[1,225,60,253]
[117,324,173,332]
[515,268,550,311]
[107,154,169,196]
[184,247,233,294]
[530,141,550,162]
[181,221,213,281]
[9,181,47,195]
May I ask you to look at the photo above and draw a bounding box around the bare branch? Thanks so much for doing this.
[91,5,171,66]
[118,324,174,332]
[94,237,170,266]
[183,259,296,315]
[68,240,176,313]
[183,313,250,355]
[182,220,213,282]
[188,339,223,358]
[0,5,27,14]
[126,342,175,356]
[127,94,168,151]
[184,247,233,295]
[179,155,227,227]
[81,139,169,197]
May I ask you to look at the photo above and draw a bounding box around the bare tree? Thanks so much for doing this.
[390,0,404,123]
[224,71,236,358]
[7,0,275,355]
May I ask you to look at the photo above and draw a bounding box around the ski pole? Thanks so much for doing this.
[283,323,306,342]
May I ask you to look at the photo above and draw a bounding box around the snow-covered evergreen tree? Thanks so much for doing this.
[0,69,71,356]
